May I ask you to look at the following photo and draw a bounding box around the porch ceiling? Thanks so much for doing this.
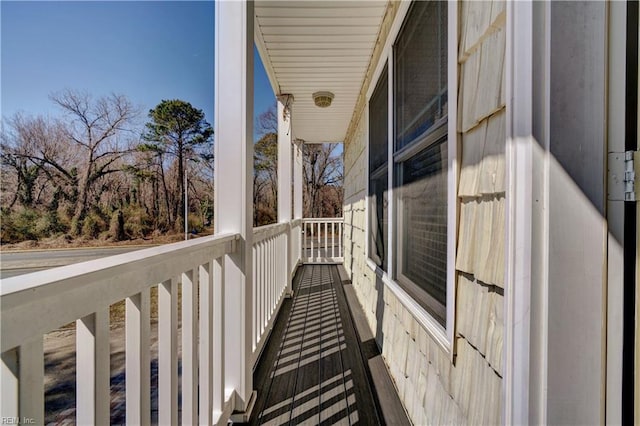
[254,0,387,144]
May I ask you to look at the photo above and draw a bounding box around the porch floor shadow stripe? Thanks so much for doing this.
[246,265,383,426]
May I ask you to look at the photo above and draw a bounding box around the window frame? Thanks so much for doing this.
[367,63,389,271]
[365,0,458,354]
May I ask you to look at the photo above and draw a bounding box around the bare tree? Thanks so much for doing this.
[1,114,76,209]
[0,91,224,243]
[253,105,344,221]
[302,143,342,217]
[253,105,278,226]
[49,90,138,234]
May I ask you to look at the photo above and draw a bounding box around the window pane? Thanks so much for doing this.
[369,172,388,270]
[370,66,388,171]
[398,138,447,325]
[394,1,447,150]
[369,65,388,270]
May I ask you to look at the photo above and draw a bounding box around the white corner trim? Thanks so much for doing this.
[446,0,459,361]
[504,1,535,425]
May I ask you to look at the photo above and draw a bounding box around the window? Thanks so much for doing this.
[367,0,452,330]
[369,65,388,271]
[394,0,448,326]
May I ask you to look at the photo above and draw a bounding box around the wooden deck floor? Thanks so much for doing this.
[249,265,381,426]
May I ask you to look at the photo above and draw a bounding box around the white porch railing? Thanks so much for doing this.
[251,220,302,365]
[0,220,305,426]
[301,217,344,263]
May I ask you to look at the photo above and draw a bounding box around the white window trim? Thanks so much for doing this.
[365,0,458,357]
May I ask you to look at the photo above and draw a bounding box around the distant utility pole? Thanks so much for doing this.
[184,165,188,241]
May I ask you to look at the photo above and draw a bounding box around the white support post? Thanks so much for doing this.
[215,0,255,416]
[293,141,303,220]
[278,95,293,223]
[294,142,303,263]
[77,308,110,425]
[278,95,294,292]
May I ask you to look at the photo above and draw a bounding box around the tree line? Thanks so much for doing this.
[253,106,343,226]
[0,90,343,245]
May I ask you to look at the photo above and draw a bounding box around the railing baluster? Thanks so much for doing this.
[271,238,275,307]
[258,242,263,335]
[213,257,225,420]
[159,278,178,425]
[317,222,321,260]
[252,245,257,349]
[324,221,328,259]
[339,222,343,257]
[291,225,296,273]
[265,240,268,328]
[263,240,267,323]
[182,270,198,425]
[273,237,277,303]
[126,290,150,426]
[332,222,336,259]
[16,339,44,425]
[269,238,273,314]
[254,243,258,344]
[199,262,214,425]
[77,308,109,425]
[278,236,282,293]
[270,238,274,314]
[1,348,19,419]
[279,235,284,296]
[263,239,267,322]
[311,223,314,262]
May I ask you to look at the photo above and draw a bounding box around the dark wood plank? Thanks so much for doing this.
[318,265,351,425]
[289,265,323,425]
[251,266,308,426]
[328,265,380,426]
[340,268,411,426]
[249,264,395,426]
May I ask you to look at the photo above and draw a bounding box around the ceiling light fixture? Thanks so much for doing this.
[312,91,334,108]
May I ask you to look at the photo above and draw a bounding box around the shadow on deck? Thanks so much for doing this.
[247,265,408,426]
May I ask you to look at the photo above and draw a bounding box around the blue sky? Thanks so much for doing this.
[1,1,276,138]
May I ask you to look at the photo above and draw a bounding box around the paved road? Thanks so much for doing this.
[0,246,150,279]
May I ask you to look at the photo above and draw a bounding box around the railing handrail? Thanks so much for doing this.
[302,217,344,223]
[0,232,240,296]
[1,233,239,351]
[252,222,289,244]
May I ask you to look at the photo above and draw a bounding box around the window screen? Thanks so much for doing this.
[393,0,448,325]
[369,66,388,270]
[397,138,448,324]
[394,0,447,150]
